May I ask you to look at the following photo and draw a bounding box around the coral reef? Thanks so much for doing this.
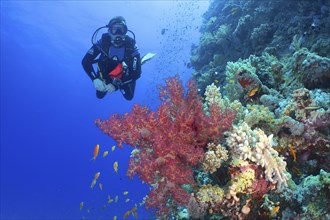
[185,0,330,218]
[191,0,330,94]
[292,48,330,89]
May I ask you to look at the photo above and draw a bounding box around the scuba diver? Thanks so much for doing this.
[82,16,141,100]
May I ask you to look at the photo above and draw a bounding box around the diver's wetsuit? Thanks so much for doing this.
[82,34,141,100]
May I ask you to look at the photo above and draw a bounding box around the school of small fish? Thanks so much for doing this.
[82,144,139,218]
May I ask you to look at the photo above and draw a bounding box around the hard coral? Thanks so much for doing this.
[95,76,235,217]
[226,122,290,191]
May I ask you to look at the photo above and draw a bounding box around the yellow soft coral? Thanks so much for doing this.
[202,143,229,173]
[227,168,255,201]
[196,184,225,207]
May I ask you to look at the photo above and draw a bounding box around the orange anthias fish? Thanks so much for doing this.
[131,206,138,218]
[91,144,100,161]
[270,206,280,217]
[123,210,131,218]
[113,161,118,173]
[248,87,259,97]
[289,145,297,162]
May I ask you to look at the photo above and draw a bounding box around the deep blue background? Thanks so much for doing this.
[1,1,209,219]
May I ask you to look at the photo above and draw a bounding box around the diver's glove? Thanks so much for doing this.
[93,78,107,92]
[104,83,116,93]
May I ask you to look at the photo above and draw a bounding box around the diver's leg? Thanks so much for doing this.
[96,90,107,99]
[122,80,136,100]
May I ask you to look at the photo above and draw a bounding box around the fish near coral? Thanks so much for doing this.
[289,145,297,162]
[248,87,259,97]
[269,205,280,217]
[304,106,321,110]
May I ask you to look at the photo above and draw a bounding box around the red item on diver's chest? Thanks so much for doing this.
[108,63,123,79]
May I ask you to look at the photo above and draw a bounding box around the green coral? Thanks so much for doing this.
[224,58,256,102]
[244,104,275,129]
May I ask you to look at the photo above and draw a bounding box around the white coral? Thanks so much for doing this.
[226,122,290,191]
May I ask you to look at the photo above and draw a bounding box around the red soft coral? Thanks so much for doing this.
[95,76,235,217]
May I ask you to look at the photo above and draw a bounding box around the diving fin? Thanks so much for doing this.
[141,53,156,65]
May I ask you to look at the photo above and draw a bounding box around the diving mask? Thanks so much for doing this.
[109,23,127,35]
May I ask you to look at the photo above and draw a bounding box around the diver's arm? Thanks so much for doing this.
[128,44,141,81]
[82,45,100,80]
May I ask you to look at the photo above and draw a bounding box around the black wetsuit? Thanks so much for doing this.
[82,34,141,100]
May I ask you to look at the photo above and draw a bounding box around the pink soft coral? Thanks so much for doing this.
[95,76,235,216]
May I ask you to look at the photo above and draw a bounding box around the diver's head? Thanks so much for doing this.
[108,16,127,47]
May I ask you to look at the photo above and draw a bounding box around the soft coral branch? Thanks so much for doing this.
[95,76,235,216]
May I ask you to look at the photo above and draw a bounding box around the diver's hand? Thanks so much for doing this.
[112,78,122,87]
[93,78,107,92]
[104,83,116,93]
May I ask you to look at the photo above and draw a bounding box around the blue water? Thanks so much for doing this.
[0,1,209,219]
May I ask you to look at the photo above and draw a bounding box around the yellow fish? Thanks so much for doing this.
[91,144,100,161]
[113,161,118,173]
[132,206,137,211]
[123,210,131,218]
[113,216,117,220]
[99,183,103,190]
[131,205,138,217]
[112,145,116,151]
[115,195,118,203]
[132,211,138,218]
[80,201,84,210]
[125,198,130,203]
[107,195,114,203]
[123,191,129,195]
[90,171,101,188]
[103,151,109,157]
